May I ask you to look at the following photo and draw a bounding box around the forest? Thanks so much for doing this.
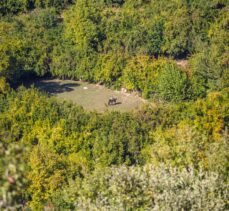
[0,0,228,210]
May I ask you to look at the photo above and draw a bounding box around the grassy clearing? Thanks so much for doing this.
[30,79,147,112]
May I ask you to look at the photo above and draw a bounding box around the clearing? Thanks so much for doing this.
[29,79,147,112]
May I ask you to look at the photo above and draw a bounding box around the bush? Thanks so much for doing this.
[55,165,228,210]
[189,9,229,98]
[94,52,125,86]
[190,48,227,98]
[123,56,153,92]
[0,77,10,94]
[155,63,190,102]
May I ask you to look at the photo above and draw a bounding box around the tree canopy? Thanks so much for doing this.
[0,0,228,209]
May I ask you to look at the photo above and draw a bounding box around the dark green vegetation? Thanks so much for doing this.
[1,87,228,210]
[1,0,228,101]
[0,0,74,16]
[0,0,229,210]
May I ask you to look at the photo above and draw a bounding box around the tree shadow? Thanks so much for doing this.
[34,81,80,95]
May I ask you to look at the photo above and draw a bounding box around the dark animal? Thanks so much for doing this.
[108,97,117,106]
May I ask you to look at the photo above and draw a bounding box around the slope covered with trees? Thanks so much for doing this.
[1,0,228,100]
[0,87,228,209]
[0,0,228,210]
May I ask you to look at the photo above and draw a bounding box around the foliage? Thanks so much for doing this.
[141,90,229,174]
[27,145,67,210]
[0,87,228,209]
[0,21,24,82]
[0,142,28,210]
[62,0,103,81]
[0,7,62,83]
[0,0,228,209]
[154,63,190,102]
[94,52,125,86]
[54,165,228,210]
[0,77,10,94]
[190,7,229,97]
[1,0,228,100]
[123,56,153,92]
[0,0,74,16]
[50,41,77,79]
[161,2,190,56]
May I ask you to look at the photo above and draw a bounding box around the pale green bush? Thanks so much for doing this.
[73,165,227,211]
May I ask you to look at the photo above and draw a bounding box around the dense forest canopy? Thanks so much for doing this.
[0,0,228,210]
[1,0,228,99]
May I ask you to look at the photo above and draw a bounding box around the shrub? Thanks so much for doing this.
[155,63,190,102]
[0,77,10,94]
[123,56,153,92]
[94,52,125,86]
[55,165,228,210]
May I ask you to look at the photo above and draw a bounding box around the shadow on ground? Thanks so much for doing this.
[35,81,79,95]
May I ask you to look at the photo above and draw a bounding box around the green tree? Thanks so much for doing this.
[162,4,191,57]
[190,7,229,97]
[94,52,126,86]
[123,56,153,96]
[0,21,25,83]
[27,145,67,210]
[155,63,190,102]
[63,0,103,80]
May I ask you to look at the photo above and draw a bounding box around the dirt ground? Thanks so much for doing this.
[30,79,147,112]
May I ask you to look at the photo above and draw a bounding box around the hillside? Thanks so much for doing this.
[0,0,228,210]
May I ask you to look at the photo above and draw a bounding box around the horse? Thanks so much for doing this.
[108,97,117,106]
